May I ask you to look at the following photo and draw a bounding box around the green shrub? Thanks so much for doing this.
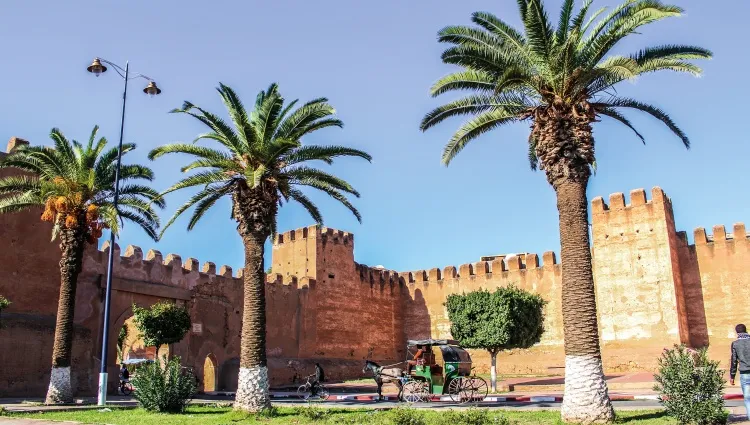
[255,406,279,419]
[293,405,330,421]
[654,344,727,425]
[130,356,196,413]
[390,407,426,425]
[439,408,510,425]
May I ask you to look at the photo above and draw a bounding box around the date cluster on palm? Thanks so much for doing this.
[40,192,108,245]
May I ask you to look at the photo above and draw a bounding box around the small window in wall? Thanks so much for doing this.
[328,273,335,279]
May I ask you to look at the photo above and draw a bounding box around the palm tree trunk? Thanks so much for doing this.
[234,230,271,412]
[45,224,86,404]
[556,179,614,423]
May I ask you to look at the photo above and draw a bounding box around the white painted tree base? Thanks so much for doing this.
[561,355,615,424]
[234,366,270,412]
[45,366,73,404]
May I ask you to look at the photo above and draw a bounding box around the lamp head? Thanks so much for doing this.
[143,81,162,97]
[87,58,107,77]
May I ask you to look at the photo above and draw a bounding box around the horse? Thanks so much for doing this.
[363,360,405,401]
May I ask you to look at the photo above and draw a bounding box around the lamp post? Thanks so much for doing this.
[86,57,162,406]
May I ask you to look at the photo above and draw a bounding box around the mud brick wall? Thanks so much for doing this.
[3,135,750,396]
[689,224,750,364]
[396,253,564,375]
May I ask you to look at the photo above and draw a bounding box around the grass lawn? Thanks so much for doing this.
[3,405,678,424]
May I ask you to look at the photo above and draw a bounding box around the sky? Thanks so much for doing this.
[0,0,747,273]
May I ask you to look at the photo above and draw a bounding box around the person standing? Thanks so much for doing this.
[730,324,750,420]
[315,363,325,384]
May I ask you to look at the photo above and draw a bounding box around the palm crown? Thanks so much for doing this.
[150,83,372,236]
[0,126,163,241]
[420,0,712,169]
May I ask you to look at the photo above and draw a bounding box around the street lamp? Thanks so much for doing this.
[87,57,161,406]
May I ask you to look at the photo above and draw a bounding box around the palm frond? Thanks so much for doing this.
[116,184,166,208]
[171,102,243,153]
[286,166,361,197]
[631,44,713,64]
[441,109,519,166]
[569,0,593,33]
[0,192,42,214]
[523,0,554,59]
[430,70,496,97]
[148,143,232,162]
[556,0,575,44]
[159,184,232,236]
[471,11,529,58]
[421,94,531,131]
[0,175,41,194]
[275,98,336,141]
[594,97,689,147]
[582,1,684,66]
[528,132,539,171]
[160,171,228,195]
[283,145,372,166]
[296,180,362,223]
[288,189,323,225]
[595,107,645,143]
[115,209,159,241]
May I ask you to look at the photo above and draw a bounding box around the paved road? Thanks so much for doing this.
[274,398,744,410]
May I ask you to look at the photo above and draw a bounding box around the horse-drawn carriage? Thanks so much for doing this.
[364,339,488,403]
[401,339,488,403]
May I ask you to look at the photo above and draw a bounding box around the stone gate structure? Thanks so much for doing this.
[1,138,748,397]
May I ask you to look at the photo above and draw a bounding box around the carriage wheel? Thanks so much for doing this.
[468,376,488,401]
[402,379,428,403]
[448,378,474,404]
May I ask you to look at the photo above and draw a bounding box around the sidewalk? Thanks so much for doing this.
[2,372,746,411]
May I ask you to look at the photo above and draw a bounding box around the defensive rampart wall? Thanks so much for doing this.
[3,137,750,396]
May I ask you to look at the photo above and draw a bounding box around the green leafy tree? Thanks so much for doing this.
[149,82,371,412]
[0,295,10,328]
[0,127,163,404]
[420,1,710,421]
[132,302,191,358]
[445,286,545,392]
[117,325,129,363]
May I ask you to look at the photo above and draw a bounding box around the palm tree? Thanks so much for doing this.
[420,0,710,422]
[150,83,371,412]
[0,126,163,404]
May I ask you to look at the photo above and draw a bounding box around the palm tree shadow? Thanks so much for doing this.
[616,411,669,423]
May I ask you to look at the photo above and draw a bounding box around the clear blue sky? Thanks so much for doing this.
[1,0,746,273]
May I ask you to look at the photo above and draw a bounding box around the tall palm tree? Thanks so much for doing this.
[0,126,163,404]
[150,83,371,412]
[420,0,710,422]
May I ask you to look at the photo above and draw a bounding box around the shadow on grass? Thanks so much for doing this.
[616,411,669,423]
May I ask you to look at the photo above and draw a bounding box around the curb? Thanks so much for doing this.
[265,393,745,403]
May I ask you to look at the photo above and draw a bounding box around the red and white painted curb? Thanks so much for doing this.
[209,391,744,403]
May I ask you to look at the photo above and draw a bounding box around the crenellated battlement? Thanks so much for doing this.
[82,241,316,294]
[82,241,245,291]
[264,272,315,289]
[591,187,671,213]
[274,225,353,246]
[354,263,401,285]
[694,223,749,245]
[354,251,559,285]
